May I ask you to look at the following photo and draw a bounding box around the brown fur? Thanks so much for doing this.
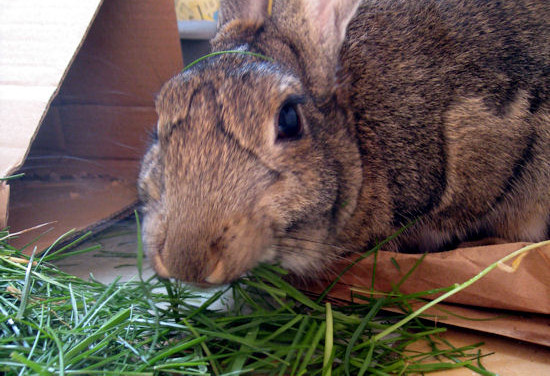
[139,0,550,284]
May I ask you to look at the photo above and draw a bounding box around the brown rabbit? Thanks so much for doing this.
[138,0,550,284]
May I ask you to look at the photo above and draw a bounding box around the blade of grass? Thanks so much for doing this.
[147,336,208,364]
[182,50,274,72]
[296,321,326,376]
[344,298,385,376]
[16,247,36,320]
[44,245,101,262]
[41,231,93,262]
[229,326,259,373]
[279,316,311,376]
[392,253,427,292]
[65,308,131,362]
[322,303,334,376]
[46,325,65,376]
[75,278,122,329]
[0,222,52,243]
[257,314,303,345]
[68,283,79,324]
[357,342,375,376]
[180,317,221,376]
[38,229,77,259]
[1,173,25,181]
[10,351,52,376]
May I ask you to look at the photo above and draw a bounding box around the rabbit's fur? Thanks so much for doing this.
[139,0,550,284]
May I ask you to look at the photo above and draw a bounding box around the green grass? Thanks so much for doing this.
[1,221,528,375]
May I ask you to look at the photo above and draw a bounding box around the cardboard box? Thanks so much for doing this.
[0,0,183,248]
[1,1,549,372]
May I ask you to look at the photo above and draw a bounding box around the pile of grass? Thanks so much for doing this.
[0,222,501,376]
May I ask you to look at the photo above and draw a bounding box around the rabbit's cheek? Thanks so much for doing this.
[258,245,278,264]
[273,221,332,275]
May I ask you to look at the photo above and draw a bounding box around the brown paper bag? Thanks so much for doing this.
[311,242,550,346]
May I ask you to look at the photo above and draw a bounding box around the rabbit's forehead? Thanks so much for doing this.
[220,73,302,107]
[276,74,300,93]
[156,61,302,121]
[224,61,301,92]
[155,59,309,168]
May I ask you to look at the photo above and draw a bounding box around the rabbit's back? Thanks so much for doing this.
[339,0,550,251]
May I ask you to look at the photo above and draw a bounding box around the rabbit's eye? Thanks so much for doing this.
[277,103,302,141]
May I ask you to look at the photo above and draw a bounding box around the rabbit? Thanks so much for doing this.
[138,0,550,285]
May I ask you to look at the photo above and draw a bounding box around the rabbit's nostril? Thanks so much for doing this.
[204,260,225,284]
[210,236,224,254]
[152,252,171,278]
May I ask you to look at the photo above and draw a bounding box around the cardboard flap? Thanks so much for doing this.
[0,0,103,179]
[1,0,183,246]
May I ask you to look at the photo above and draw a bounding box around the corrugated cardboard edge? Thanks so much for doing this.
[0,184,8,229]
[76,200,139,245]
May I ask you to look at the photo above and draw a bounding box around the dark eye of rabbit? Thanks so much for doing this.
[277,103,302,141]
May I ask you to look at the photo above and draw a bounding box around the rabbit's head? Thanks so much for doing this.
[138,0,363,284]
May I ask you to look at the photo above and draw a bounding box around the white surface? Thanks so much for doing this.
[54,218,154,283]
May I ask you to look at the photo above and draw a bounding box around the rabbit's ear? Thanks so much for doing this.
[218,0,270,27]
[304,0,362,54]
[290,0,362,96]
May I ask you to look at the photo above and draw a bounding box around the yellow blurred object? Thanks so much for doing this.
[174,0,219,21]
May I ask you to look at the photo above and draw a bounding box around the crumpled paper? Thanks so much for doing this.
[309,242,550,346]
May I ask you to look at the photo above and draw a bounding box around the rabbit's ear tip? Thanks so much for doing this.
[218,0,270,27]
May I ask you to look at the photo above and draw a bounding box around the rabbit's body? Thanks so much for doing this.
[339,0,550,253]
[139,0,550,284]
